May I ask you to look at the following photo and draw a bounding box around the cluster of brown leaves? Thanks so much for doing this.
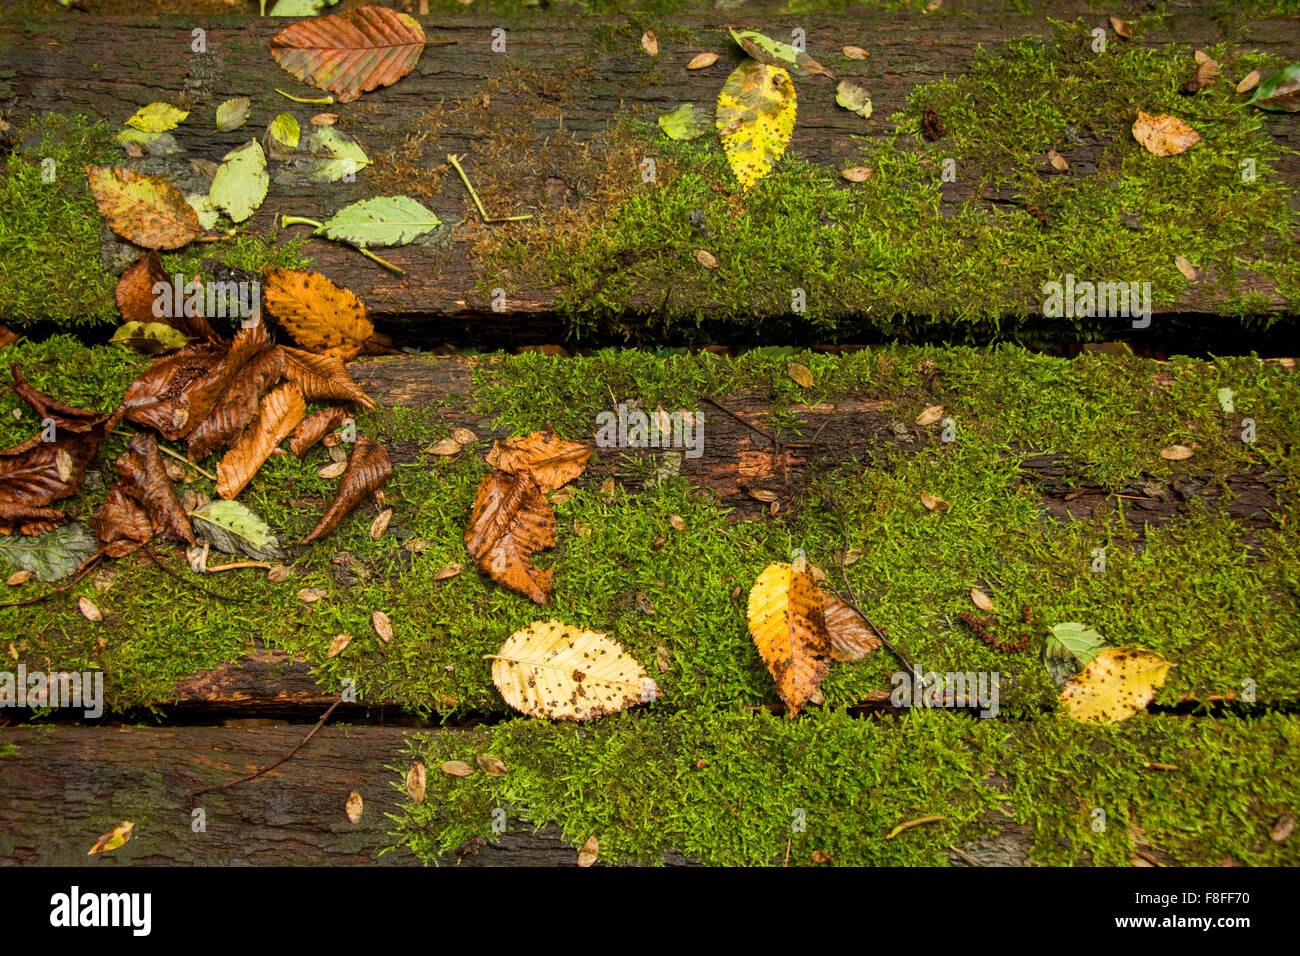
[746,558,883,716]
[464,431,591,604]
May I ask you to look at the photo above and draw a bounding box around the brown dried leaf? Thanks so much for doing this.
[406,762,427,804]
[289,406,350,457]
[263,269,373,360]
[269,6,427,104]
[787,362,814,388]
[185,338,285,461]
[86,166,201,250]
[687,52,718,69]
[279,346,376,410]
[9,365,107,433]
[578,834,599,867]
[87,820,134,855]
[1,400,121,513]
[484,432,591,493]
[97,432,195,557]
[475,754,508,776]
[345,790,363,824]
[1109,15,1132,38]
[441,760,474,777]
[120,340,228,440]
[822,590,881,662]
[464,469,555,604]
[372,609,393,643]
[1132,111,1200,157]
[1183,56,1220,93]
[216,384,306,499]
[326,632,352,657]
[302,435,393,544]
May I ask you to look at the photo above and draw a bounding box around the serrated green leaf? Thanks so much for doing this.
[835,79,872,119]
[184,192,220,231]
[269,112,301,149]
[318,196,441,247]
[1248,63,1300,112]
[115,128,183,156]
[190,500,284,561]
[716,59,796,190]
[0,524,97,583]
[269,0,340,15]
[209,140,269,224]
[110,321,193,354]
[215,97,251,132]
[728,28,832,77]
[1045,622,1105,665]
[126,102,189,134]
[658,104,711,141]
[1217,387,1235,413]
[308,126,370,182]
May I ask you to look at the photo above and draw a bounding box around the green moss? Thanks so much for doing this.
[0,114,120,330]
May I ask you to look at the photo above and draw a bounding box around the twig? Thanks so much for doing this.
[142,547,251,603]
[446,153,533,223]
[204,561,273,574]
[109,429,218,481]
[0,551,103,609]
[187,694,345,810]
[949,843,984,867]
[701,395,779,445]
[886,814,946,839]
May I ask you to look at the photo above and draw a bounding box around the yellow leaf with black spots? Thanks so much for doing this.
[716,59,796,190]
[1059,647,1173,722]
[747,559,831,716]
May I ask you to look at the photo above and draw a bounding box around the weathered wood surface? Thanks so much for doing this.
[0,723,1040,866]
[3,3,1297,331]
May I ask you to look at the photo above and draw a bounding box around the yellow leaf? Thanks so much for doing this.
[1132,111,1200,157]
[787,362,814,388]
[126,102,189,133]
[86,166,202,250]
[716,59,796,190]
[1060,647,1173,722]
[486,620,661,720]
[747,562,831,716]
[263,269,373,360]
[88,820,134,855]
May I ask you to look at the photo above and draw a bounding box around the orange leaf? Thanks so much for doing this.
[290,406,350,456]
[301,435,392,543]
[823,591,882,662]
[464,469,556,604]
[268,5,426,103]
[88,820,135,855]
[484,432,590,493]
[216,383,306,499]
[747,561,832,716]
[263,269,373,360]
[279,346,377,410]
[86,166,201,250]
[1131,111,1200,157]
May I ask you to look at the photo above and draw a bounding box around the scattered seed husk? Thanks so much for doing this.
[441,760,474,777]
[1160,444,1194,460]
[318,460,347,479]
[326,633,352,657]
[687,52,718,69]
[78,597,102,622]
[433,563,463,580]
[427,438,462,456]
[920,492,950,512]
[406,763,427,804]
[475,754,508,776]
[971,587,995,612]
[915,404,944,426]
[694,249,719,269]
[370,507,393,539]
[372,609,393,643]
[345,790,363,824]
[298,587,328,603]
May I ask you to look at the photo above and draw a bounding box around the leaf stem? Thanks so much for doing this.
[446,153,533,224]
[275,89,334,105]
[357,247,406,275]
[281,215,405,274]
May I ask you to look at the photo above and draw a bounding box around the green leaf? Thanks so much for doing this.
[308,126,370,182]
[269,112,301,149]
[0,524,97,583]
[190,500,285,561]
[125,102,189,133]
[1046,622,1105,665]
[115,128,183,156]
[1248,63,1300,112]
[317,196,441,247]
[658,104,711,141]
[110,321,193,354]
[269,0,340,15]
[184,192,220,231]
[728,28,832,78]
[1217,387,1235,413]
[209,140,269,224]
[215,96,251,132]
[835,79,872,119]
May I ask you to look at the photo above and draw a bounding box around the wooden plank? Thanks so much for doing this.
[3,5,1296,329]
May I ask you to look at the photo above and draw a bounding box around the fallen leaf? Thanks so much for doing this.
[810,849,832,864]
[115,252,174,329]
[269,112,301,150]
[311,112,339,125]
[318,196,441,248]
[406,763,427,804]
[485,432,591,493]
[487,619,661,720]
[290,406,350,456]
[185,328,285,460]
[326,633,352,657]
[5,570,32,586]
[1046,622,1106,667]
[433,562,463,580]
[280,346,376,409]
[93,432,195,559]
[302,435,393,543]
[694,248,720,269]
[307,125,371,182]
[87,166,202,250]
[687,52,718,69]
[822,590,882,661]
[578,834,599,867]
[263,269,373,361]
[970,587,994,612]
[216,384,307,499]
[668,515,686,531]
[656,645,671,672]
[1047,148,1068,171]
[1174,255,1197,281]
[1272,812,1295,843]
[441,760,474,777]
[842,45,869,60]
[1236,69,1261,94]
[318,460,347,478]
[1182,55,1220,94]
[209,140,269,224]
[345,790,363,824]
[427,438,462,456]
[1109,15,1132,38]
[87,821,134,855]
[840,166,872,182]
[658,103,712,141]
[269,5,426,103]
[747,561,832,716]
[920,492,949,512]
[641,30,658,56]
[0,524,97,583]
[1131,111,1200,157]
[748,489,779,503]
[450,427,476,444]
[298,587,328,602]
[370,507,393,539]
[475,754,508,776]
[126,102,188,133]
[465,469,555,604]
[372,609,393,643]
[78,596,102,622]
[1160,444,1194,460]
[716,58,797,189]
[110,321,192,355]
[1060,647,1172,722]
[728,28,832,77]
[215,96,251,132]
[921,108,944,141]
[787,362,814,388]
[835,79,872,119]
[915,404,944,426]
